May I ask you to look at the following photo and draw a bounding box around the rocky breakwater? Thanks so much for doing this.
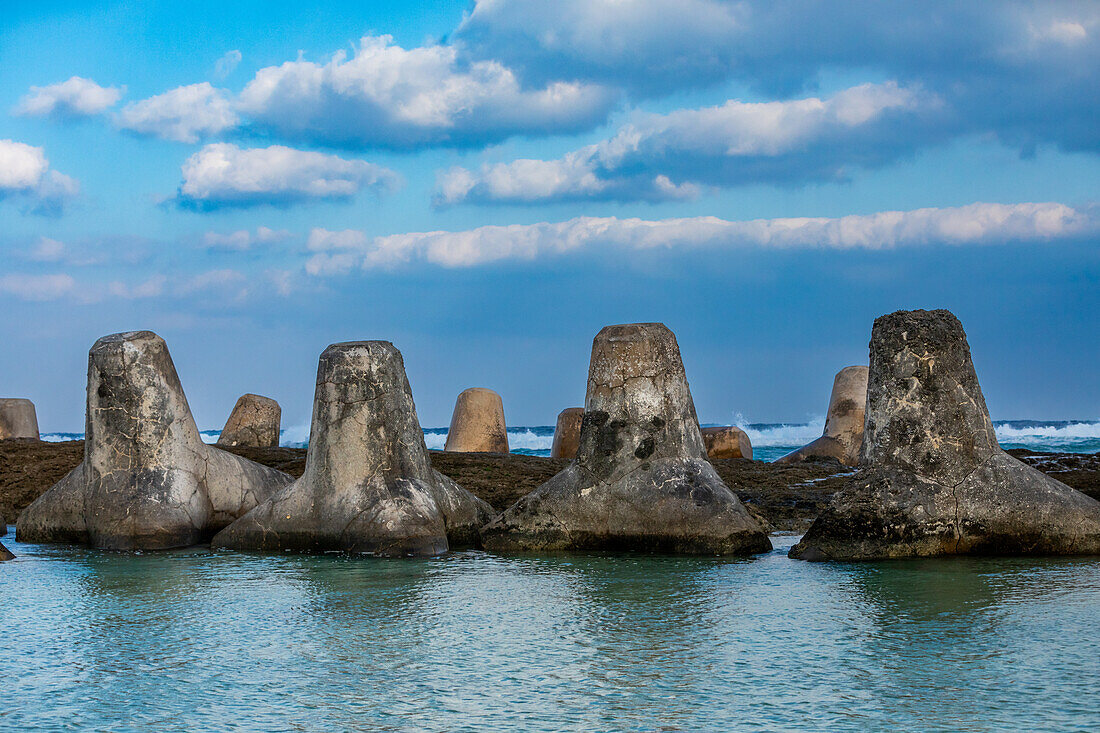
[0,398,39,440]
[790,310,1100,560]
[444,388,510,454]
[482,323,771,555]
[217,393,281,448]
[213,341,492,556]
[776,366,867,466]
[17,331,293,550]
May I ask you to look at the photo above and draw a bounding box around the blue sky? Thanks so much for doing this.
[1,0,1098,432]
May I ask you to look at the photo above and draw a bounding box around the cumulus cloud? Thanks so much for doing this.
[437,82,936,204]
[236,34,618,148]
[0,273,77,301]
[16,76,123,118]
[201,226,291,251]
[177,143,399,209]
[117,83,238,143]
[456,0,1100,154]
[0,140,79,215]
[302,202,1095,271]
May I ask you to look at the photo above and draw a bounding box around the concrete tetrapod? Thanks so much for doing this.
[444,388,509,453]
[217,393,281,448]
[550,407,584,459]
[701,426,753,460]
[17,331,294,550]
[0,399,39,440]
[790,310,1100,560]
[213,342,493,556]
[776,366,868,466]
[482,323,771,555]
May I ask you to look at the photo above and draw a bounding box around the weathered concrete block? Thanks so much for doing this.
[482,323,771,555]
[0,398,39,440]
[217,393,281,448]
[17,331,294,550]
[790,310,1100,560]
[776,365,867,466]
[550,407,584,459]
[701,426,753,460]
[444,388,509,453]
[212,342,493,556]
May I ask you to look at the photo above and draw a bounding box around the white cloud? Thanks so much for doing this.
[1031,19,1089,46]
[16,76,123,118]
[236,34,618,148]
[303,202,1094,271]
[29,237,66,262]
[178,143,399,208]
[201,226,291,250]
[117,83,238,143]
[108,275,167,299]
[438,82,933,204]
[305,228,371,275]
[0,273,77,301]
[176,269,249,300]
[214,50,243,79]
[0,140,79,214]
[457,0,1100,154]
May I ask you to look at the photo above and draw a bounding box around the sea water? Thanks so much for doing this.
[2,534,1098,731]
[38,419,1100,461]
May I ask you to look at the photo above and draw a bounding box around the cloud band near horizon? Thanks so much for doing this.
[305,201,1096,273]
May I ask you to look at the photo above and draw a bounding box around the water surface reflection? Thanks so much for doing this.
[2,534,1098,731]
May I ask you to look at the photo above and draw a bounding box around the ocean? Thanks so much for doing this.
[38,418,1100,461]
[2,535,1098,730]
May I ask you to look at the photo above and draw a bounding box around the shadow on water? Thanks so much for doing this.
[1,535,1099,732]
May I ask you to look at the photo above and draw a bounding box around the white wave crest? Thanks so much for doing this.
[507,429,554,450]
[994,421,1100,441]
[423,430,447,450]
[730,415,825,448]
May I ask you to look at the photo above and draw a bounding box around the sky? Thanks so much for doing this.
[1,0,1098,433]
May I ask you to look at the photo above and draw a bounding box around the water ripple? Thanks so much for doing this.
[1,534,1099,731]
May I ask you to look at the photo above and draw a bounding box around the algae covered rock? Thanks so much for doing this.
[791,310,1100,561]
[482,323,771,555]
[213,341,492,556]
[17,331,293,550]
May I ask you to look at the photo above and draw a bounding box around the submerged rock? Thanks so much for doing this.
[17,331,294,550]
[550,407,584,459]
[217,393,281,448]
[212,341,493,556]
[482,323,771,555]
[776,366,867,466]
[790,310,1100,561]
[701,426,753,460]
[444,388,509,453]
[0,398,39,440]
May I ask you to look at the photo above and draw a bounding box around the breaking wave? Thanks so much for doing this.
[38,418,1100,458]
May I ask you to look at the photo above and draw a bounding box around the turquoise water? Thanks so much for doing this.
[3,532,1099,731]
